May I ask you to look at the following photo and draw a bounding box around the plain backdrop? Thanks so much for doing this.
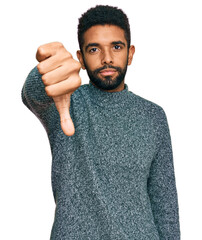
[1,0,201,239]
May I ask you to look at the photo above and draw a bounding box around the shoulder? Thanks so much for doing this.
[128,90,167,121]
[127,90,170,144]
[129,92,171,147]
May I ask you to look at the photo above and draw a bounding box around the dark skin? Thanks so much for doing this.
[36,24,135,136]
[77,25,135,92]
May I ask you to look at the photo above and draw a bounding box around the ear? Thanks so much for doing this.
[76,50,86,70]
[127,45,135,66]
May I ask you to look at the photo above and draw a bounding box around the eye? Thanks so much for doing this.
[113,45,121,50]
[89,47,98,53]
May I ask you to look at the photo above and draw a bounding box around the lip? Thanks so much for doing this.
[99,69,117,76]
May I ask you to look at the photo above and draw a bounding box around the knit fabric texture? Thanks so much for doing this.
[21,66,181,240]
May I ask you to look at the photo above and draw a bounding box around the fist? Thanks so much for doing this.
[36,42,82,136]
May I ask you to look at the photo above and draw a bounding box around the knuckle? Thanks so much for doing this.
[56,42,67,53]
[66,51,72,58]
[37,63,44,74]
[66,50,73,58]
[62,54,71,63]
[55,41,64,48]
[62,50,72,60]
[45,86,53,97]
[57,48,73,63]
[75,76,82,87]
[72,60,81,71]
[37,45,46,57]
[76,61,82,70]
[41,74,49,85]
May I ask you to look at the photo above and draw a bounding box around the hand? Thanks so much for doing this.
[36,42,81,136]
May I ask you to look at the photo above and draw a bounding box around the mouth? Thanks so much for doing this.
[99,69,117,77]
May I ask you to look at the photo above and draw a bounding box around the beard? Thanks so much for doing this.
[83,59,128,91]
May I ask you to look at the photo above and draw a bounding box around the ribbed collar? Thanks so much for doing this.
[88,81,131,108]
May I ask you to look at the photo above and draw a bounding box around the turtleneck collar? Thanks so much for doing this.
[88,81,131,108]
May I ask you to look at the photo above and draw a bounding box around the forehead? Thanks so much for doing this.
[83,25,126,45]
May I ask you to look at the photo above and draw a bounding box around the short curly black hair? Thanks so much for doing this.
[78,5,131,52]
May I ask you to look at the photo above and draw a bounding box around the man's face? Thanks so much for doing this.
[77,25,135,92]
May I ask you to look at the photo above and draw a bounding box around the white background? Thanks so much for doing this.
[1,0,201,239]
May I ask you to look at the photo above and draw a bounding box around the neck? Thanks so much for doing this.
[87,81,131,108]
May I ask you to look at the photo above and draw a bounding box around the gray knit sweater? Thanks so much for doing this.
[21,67,181,240]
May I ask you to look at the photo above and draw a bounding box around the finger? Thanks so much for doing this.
[41,60,81,86]
[45,74,81,97]
[37,55,62,75]
[36,42,65,62]
[37,51,73,75]
[53,94,75,136]
[36,47,51,62]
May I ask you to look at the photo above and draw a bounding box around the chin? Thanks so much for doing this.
[91,77,124,91]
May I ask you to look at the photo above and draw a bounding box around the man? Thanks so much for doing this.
[21,5,181,240]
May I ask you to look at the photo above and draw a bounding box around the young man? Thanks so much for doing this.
[21,5,181,240]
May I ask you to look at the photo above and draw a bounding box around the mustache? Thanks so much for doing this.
[93,65,122,75]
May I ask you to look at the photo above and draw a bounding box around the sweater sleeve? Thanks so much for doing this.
[147,107,181,239]
[21,66,58,134]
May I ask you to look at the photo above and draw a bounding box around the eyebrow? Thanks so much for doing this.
[85,41,126,52]
[85,43,99,52]
[111,41,126,47]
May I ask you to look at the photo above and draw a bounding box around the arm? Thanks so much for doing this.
[147,108,181,239]
[21,66,56,133]
[21,42,81,136]
[21,66,53,115]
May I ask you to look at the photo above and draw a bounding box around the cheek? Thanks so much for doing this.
[113,51,128,65]
[84,56,101,71]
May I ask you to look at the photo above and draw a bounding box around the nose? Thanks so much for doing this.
[101,49,113,65]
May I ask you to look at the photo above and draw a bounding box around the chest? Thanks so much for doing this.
[78,106,158,180]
